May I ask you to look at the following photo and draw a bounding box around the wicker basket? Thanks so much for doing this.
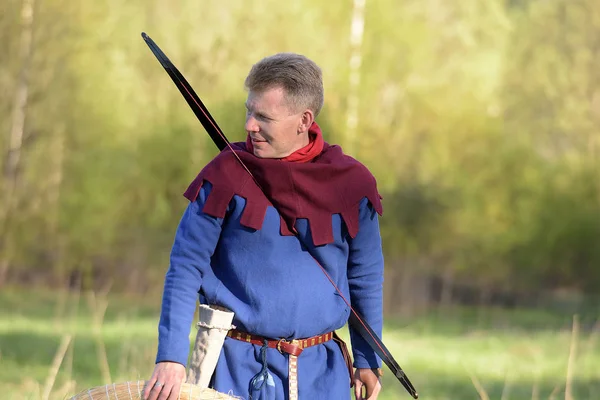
[69,380,239,399]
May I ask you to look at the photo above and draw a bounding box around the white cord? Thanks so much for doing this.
[196,321,235,331]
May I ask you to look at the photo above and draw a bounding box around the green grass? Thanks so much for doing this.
[0,288,598,399]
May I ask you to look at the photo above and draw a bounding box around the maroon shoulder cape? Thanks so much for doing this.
[183,140,383,246]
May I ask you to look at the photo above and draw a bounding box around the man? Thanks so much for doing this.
[144,53,384,400]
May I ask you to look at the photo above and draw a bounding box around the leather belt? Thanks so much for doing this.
[227,329,334,356]
[227,329,335,400]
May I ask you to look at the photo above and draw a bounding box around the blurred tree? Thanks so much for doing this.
[503,0,600,161]
[500,0,600,292]
[0,0,35,286]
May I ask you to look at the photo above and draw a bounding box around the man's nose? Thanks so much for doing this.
[245,115,259,132]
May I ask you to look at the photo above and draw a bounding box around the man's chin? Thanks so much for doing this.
[253,148,274,159]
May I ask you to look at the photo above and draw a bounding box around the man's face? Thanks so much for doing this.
[245,86,307,159]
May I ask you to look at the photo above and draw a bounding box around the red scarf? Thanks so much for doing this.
[245,122,325,163]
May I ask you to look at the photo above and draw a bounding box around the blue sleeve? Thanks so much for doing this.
[347,197,384,369]
[155,183,224,366]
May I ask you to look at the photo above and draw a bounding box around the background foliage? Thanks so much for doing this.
[1,0,599,309]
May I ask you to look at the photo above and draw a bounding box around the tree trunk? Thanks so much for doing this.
[440,269,454,308]
[344,0,366,156]
[0,0,36,286]
[476,285,491,328]
[49,124,66,282]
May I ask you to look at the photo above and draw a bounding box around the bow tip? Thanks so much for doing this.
[141,32,148,39]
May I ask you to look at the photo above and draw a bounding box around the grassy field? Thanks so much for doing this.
[0,287,598,400]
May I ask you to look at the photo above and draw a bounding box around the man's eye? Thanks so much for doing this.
[246,110,270,121]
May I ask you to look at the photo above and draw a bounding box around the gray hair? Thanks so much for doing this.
[244,53,324,117]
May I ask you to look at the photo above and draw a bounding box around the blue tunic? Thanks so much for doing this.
[156,181,384,399]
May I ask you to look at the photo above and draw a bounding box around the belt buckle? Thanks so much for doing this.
[276,338,300,354]
[276,338,288,354]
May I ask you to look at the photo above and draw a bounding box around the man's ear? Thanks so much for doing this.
[298,109,315,134]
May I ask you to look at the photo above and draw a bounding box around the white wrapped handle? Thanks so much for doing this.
[186,304,235,388]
